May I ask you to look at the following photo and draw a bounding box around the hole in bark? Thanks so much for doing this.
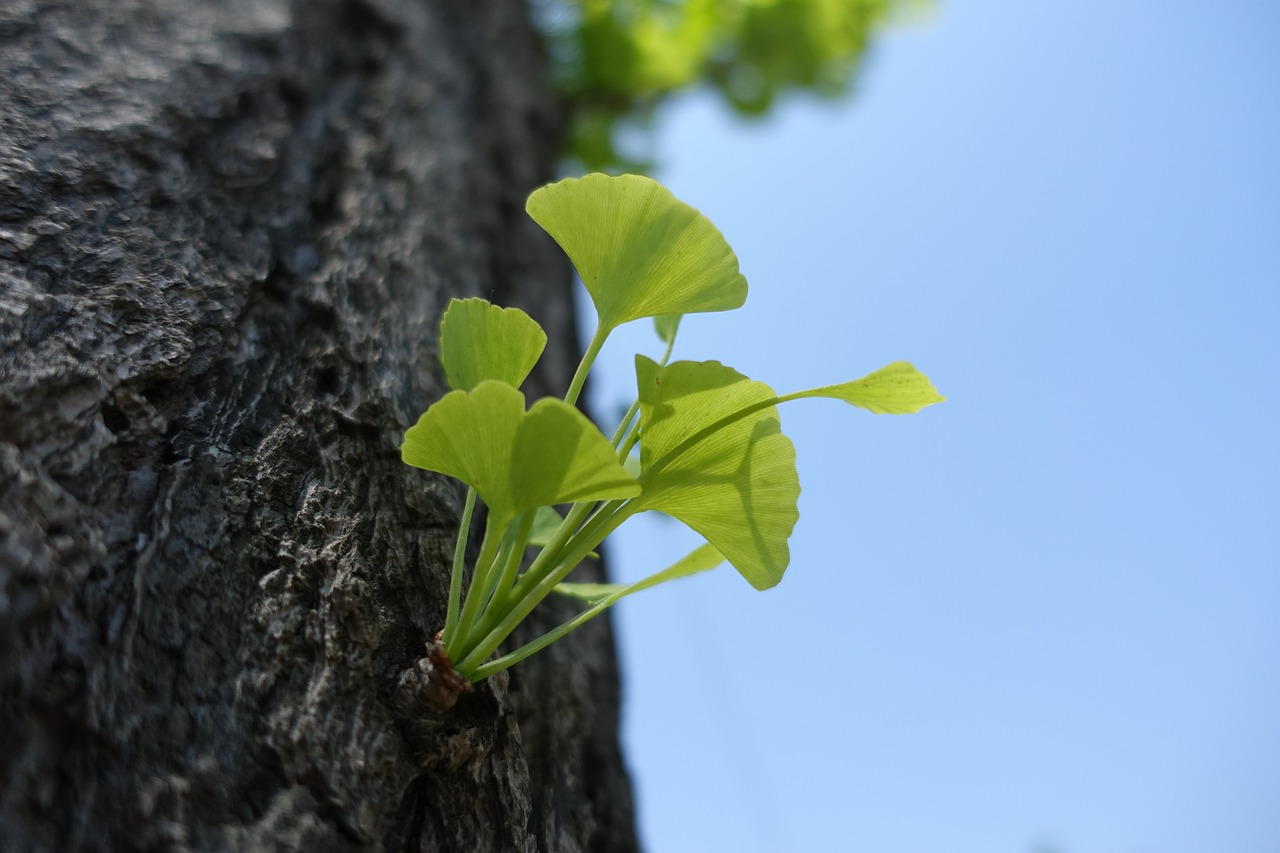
[339,0,402,46]
[100,401,129,435]
[302,298,339,334]
[308,180,339,225]
[241,769,285,820]
[316,366,339,397]
[279,76,308,114]
[261,261,291,302]
[140,377,183,410]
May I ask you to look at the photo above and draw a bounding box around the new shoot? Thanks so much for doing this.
[401,173,944,710]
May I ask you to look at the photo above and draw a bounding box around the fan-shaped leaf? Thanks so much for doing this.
[634,357,799,590]
[513,398,640,508]
[654,314,681,345]
[528,506,566,548]
[439,298,547,391]
[554,542,725,606]
[793,361,945,414]
[526,174,748,332]
[528,505,599,557]
[402,380,639,526]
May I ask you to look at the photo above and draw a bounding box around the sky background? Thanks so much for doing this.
[576,2,1280,852]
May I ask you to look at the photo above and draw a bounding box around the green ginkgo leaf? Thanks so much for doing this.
[402,380,639,527]
[528,505,567,548]
[791,361,946,414]
[633,356,799,590]
[526,173,748,332]
[439,298,547,391]
[528,506,601,558]
[654,314,681,345]
[554,542,725,606]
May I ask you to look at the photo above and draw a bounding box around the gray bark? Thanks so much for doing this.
[0,1,638,850]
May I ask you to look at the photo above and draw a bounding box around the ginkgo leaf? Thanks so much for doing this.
[526,173,748,332]
[402,380,639,527]
[654,314,681,345]
[439,297,547,391]
[622,453,642,478]
[633,356,799,590]
[554,542,724,605]
[791,362,945,414]
[528,506,566,548]
[528,505,598,557]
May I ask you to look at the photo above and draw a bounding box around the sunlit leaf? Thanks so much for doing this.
[439,297,547,392]
[526,173,747,332]
[654,314,681,345]
[793,361,945,414]
[402,380,639,526]
[622,453,642,479]
[554,542,724,605]
[634,357,799,590]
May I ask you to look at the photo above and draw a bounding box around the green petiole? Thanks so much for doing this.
[442,487,477,644]
[564,324,608,408]
[447,512,505,649]
[453,499,637,676]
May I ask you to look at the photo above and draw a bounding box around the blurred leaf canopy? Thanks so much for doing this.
[531,0,925,171]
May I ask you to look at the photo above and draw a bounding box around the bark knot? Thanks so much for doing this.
[394,631,470,716]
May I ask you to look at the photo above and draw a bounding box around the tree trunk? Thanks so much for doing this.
[0,1,638,850]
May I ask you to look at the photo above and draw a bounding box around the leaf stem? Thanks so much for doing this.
[506,497,621,607]
[464,499,592,650]
[564,324,609,407]
[618,425,642,462]
[610,398,641,450]
[480,510,535,621]
[452,495,594,663]
[611,334,673,456]
[467,592,613,681]
[448,511,504,651]
[454,499,638,676]
[467,543,719,681]
[657,325,678,366]
[639,391,807,486]
[442,487,478,644]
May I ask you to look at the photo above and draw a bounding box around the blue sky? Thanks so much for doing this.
[577,2,1280,851]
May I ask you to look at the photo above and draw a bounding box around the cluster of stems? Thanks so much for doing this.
[435,322,888,683]
[438,324,663,682]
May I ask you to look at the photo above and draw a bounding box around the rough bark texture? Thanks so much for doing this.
[0,1,638,850]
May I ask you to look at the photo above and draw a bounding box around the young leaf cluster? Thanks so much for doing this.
[401,173,943,693]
